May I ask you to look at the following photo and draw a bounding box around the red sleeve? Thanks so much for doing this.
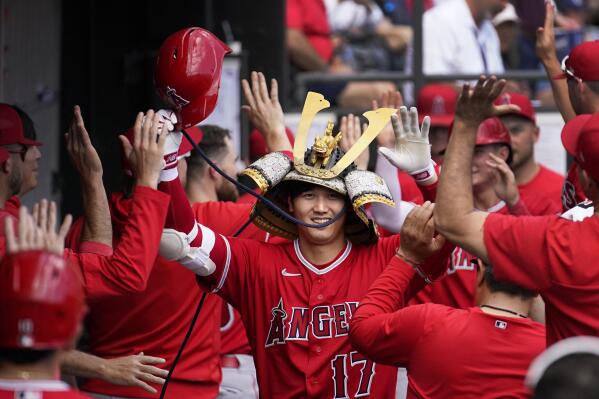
[483,214,558,292]
[350,256,450,366]
[69,186,170,299]
[286,0,303,29]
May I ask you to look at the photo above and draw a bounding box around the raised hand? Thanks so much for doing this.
[454,76,520,126]
[5,201,72,255]
[397,201,446,269]
[242,71,290,152]
[119,110,168,189]
[65,105,103,179]
[536,1,557,64]
[156,109,181,171]
[487,153,520,207]
[372,90,404,148]
[339,114,368,170]
[378,106,434,183]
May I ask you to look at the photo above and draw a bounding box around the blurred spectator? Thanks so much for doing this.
[422,0,505,75]
[492,3,521,69]
[527,337,599,399]
[286,0,396,108]
[324,0,413,70]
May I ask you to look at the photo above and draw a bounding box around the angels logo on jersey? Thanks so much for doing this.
[265,298,358,347]
[447,247,475,275]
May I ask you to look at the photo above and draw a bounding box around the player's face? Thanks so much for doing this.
[290,185,347,245]
[471,144,507,188]
[500,116,537,169]
[430,126,449,164]
[18,145,42,196]
[215,137,240,202]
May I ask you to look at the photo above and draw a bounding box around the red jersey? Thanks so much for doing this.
[195,225,403,398]
[190,201,274,356]
[66,192,220,399]
[1,187,170,300]
[562,162,587,211]
[518,164,563,216]
[287,0,334,62]
[351,256,546,399]
[412,202,510,309]
[484,212,599,345]
[0,380,92,399]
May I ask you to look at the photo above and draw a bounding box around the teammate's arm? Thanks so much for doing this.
[60,350,168,394]
[350,204,448,365]
[536,1,576,122]
[435,77,520,263]
[65,105,112,247]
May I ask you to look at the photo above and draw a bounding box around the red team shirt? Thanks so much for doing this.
[484,213,599,345]
[1,187,170,300]
[412,202,515,309]
[65,198,274,398]
[194,226,404,398]
[0,380,92,399]
[286,0,334,62]
[351,256,546,399]
[518,165,563,216]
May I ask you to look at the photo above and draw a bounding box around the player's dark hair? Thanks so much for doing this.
[483,264,535,299]
[186,125,231,180]
[9,105,38,141]
[534,353,599,399]
[0,348,54,364]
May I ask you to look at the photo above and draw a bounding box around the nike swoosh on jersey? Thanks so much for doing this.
[281,268,302,277]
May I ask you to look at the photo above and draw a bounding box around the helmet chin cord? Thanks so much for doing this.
[159,130,348,399]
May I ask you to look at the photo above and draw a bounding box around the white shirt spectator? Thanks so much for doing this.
[423,0,504,75]
[324,0,384,32]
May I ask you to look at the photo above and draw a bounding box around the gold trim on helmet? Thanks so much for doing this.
[241,91,397,244]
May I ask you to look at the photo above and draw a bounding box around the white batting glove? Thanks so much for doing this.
[378,106,436,183]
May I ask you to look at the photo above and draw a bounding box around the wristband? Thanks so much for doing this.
[409,162,436,183]
[396,248,433,284]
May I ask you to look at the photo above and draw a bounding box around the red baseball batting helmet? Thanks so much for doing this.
[476,117,511,147]
[444,117,511,156]
[0,251,86,349]
[154,28,231,129]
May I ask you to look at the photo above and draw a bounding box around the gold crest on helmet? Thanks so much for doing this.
[241,91,397,244]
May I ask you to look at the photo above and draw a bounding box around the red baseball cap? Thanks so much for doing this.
[249,127,295,162]
[561,113,599,182]
[416,85,457,127]
[555,41,599,81]
[0,104,42,147]
[494,92,536,124]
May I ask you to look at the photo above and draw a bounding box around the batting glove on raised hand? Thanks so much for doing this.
[155,109,181,170]
[378,106,436,183]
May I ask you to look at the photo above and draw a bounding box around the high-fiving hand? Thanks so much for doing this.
[378,106,434,182]
[454,76,520,126]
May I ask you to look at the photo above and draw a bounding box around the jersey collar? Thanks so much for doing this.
[293,239,352,275]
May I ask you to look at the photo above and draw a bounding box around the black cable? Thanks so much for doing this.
[158,291,206,399]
